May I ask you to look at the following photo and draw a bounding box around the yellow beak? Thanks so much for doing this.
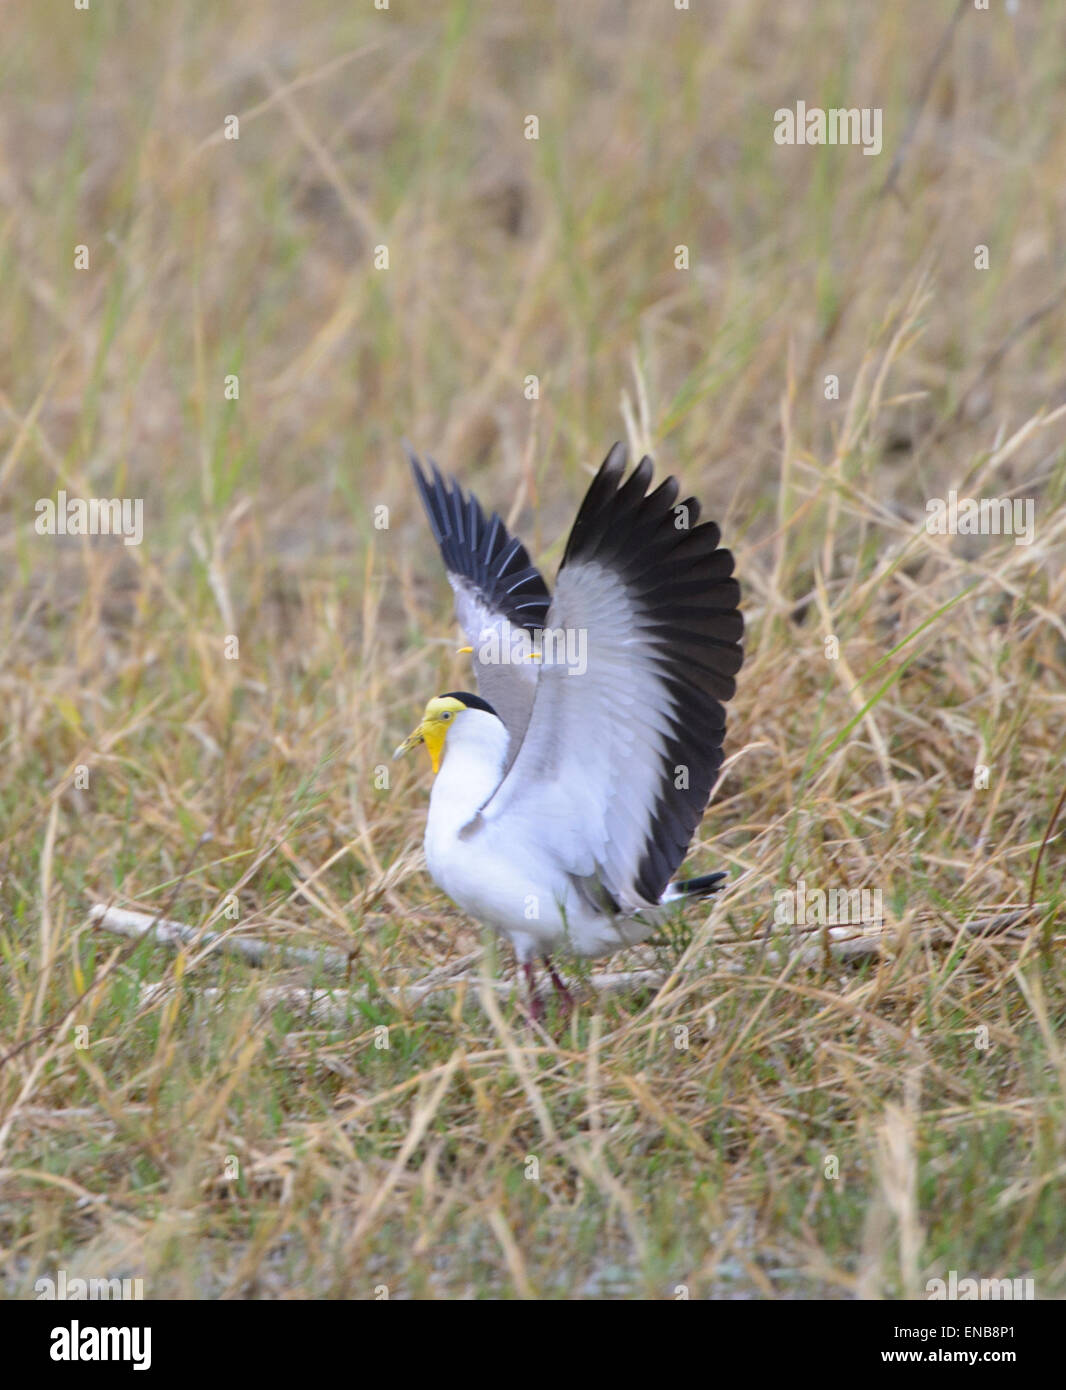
[393,719,445,773]
[393,722,425,760]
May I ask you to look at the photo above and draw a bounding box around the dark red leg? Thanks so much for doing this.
[522,959,545,1022]
[543,955,575,1017]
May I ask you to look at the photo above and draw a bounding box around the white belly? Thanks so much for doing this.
[425,814,651,959]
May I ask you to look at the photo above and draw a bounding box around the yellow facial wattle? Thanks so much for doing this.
[393,695,467,774]
[420,716,449,773]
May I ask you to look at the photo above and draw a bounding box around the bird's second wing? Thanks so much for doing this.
[479,443,744,910]
[408,447,551,748]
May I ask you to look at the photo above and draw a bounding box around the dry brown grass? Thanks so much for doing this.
[1,0,1064,1299]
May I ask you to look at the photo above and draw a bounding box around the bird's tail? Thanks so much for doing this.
[662,871,728,903]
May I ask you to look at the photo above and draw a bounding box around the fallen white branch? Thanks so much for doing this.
[89,903,352,973]
[138,970,668,1023]
[96,900,1045,1024]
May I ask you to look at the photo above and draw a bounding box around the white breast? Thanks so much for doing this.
[421,706,656,959]
[423,709,509,894]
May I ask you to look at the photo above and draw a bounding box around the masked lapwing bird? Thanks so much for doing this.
[396,442,744,1017]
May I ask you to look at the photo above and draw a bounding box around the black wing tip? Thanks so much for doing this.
[404,444,454,499]
[668,871,728,900]
[602,440,628,476]
[406,443,552,634]
[403,440,431,489]
[560,444,745,904]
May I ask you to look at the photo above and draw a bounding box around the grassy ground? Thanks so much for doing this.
[2,0,1065,1299]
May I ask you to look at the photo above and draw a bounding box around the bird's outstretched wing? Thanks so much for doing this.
[479,443,743,909]
[408,447,551,749]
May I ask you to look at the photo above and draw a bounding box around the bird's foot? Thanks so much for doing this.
[521,957,575,1026]
[522,960,546,1023]
[543,955,575,1020]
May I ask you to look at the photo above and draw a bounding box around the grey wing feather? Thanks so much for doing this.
[481,443,744,909]
[407,446,551,751]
